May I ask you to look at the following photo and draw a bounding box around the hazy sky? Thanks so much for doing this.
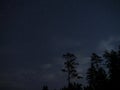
[0,0,120,90]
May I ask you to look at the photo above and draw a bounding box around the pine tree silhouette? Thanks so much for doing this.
[62,52,82,89]
[103,47,120,89]
[86,53,107,90]
[42,85,48,90]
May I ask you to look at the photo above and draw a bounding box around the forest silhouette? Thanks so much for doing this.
[42,46,120,90]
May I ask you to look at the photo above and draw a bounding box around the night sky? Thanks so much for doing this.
[1,0,120,90]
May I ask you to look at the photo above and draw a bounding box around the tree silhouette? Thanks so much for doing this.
[62,52,82,88]
[61,83,83,90]
[87,64,97,90]
[86,53,107,90]
[103,47,120,89]
[86,46,120,90]
[42,85,48,90]
[41,45,120,90]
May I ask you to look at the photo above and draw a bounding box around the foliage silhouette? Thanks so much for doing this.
[103,47,120,89]
[61,83,83,90]
[62,52,82,88]
[42,85,48,90]
[86,46,120,90]
[86,53,107,90]
[41,46,120,90]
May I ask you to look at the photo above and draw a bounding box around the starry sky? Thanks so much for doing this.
[0,0,120,90]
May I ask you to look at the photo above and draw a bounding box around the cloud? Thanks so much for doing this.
[98,36,120,52]
[42,64,53,69]
[43,73,55,80]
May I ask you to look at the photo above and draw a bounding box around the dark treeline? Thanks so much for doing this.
[42,46,120,90]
